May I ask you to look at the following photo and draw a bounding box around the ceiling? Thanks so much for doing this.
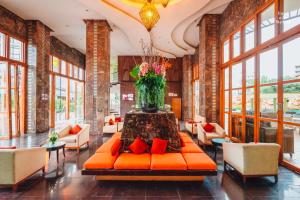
[0,0,232,57]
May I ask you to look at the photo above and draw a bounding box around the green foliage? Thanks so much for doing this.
[130,65,140,80]
[49,131,58,145]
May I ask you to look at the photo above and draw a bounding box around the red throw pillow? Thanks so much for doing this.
[180,137,186,147]
[109,119,114,125]
[203,123,215,133]
[0,146,16,149]
[129,137,148,154]
[111,139,122,156]
[69,124,82,135]
[151,138,168,154]
[115,117,122,123]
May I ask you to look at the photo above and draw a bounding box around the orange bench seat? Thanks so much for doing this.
[84,153,118,169]
[151,153,187,170]
[182,153,217,170]
[181,142,204,153]
[114,153,151,170]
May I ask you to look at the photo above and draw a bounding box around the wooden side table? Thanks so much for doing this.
[42,141,66,164]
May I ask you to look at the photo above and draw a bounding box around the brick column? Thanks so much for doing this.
[85,20,111,134]
[26,20,51,133]
[182,55,193,120]
[198,15,220,123]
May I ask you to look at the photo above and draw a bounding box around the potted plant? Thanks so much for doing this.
[130,60,171,113]
[49,131,59,145]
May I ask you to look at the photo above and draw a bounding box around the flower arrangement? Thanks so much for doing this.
[130,54,172,112]
[49,131,59,145]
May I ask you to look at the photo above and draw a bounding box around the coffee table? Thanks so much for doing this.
[42,141,66,164]
[211,138,228,162]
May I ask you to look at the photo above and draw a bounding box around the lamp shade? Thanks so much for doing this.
[139,2,160,32]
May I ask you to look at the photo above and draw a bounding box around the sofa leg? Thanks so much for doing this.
[12,184,18,192]
[86,141,89,148]
[224,161,227,172]
[42,166,45,175]
[242,176,247,184]
[77,148,80,154]
[274,175,278,183]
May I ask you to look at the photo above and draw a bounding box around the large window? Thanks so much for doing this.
[0,32,26,139]
[49,56,85,127]
[221,0,300,171]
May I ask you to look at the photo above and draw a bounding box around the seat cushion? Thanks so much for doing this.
[180,135,194,143]
[96,138,116,153]
[60,135,77,143]
[84,153,117,169]
[114,153,151,170]
[182,153,217,170]
[151,153,187,170]
[206,132,225,140]
[103,124,117,133]
[112,132,122,139]
[181,143,203,153]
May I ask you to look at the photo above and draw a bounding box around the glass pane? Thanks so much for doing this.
[246,88,255,115]
[0,62,8,137]
[55,76,67,124]
[260,4,275,43]
[76,82,84,122]
[79,68,84,80]
[0,32,5,57]
[231,116,243,141]
[283,37,300,81]
[193,80,199,116]
[73,66,78,79]
[223,40,230,63]
[283,83,300,123]
[260,85,278,119]
[246,57,255,86]
[224,113,229,135]
[245,117,255,143]
[232,89,242,114]
[10,65,15,89]
[11,89,16,136]
[283,0,300,32]
[61,60,66,75]
[224,68,229,90]
[260,48,278,84]
[69,64,73,77]
[69,80,76,122]
[283,124,300,168]
[233,31,241,57]
[53,57,60,73]
[245,20,255,51]
[232,63,242,89]
[225,91,229,112]
[9,37,23,62]
[259,121,278,143]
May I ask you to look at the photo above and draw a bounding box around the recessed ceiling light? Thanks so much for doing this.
[65,25,69,27]
[85,9,89,12]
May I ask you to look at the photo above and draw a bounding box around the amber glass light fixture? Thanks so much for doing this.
[139,2,160,32]
[161,0,169,7]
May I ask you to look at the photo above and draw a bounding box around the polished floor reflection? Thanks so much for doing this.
[1,133,300,200]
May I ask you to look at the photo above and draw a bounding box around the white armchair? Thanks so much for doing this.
[184,115,206,135]
[103,114,123,134]
[0,147,46,191]
[197,123,226,148]
[223,143,280,183]
[57,124,90,153]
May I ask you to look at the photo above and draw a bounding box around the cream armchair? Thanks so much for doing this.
[197,123,226,147]
[223,143,280,183]
[0,147,46,191]
[184,115,206,135]
[57,124,90,153]
[103,114,123,134]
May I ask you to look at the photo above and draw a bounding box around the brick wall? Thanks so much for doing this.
[0,5,26,40]
[182,55,193,120]
[118,56,183,117]
[198,14,220,123]
[50,36,85,69]
[219,0,269,42]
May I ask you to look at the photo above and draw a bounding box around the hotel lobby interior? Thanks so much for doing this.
[1,0,300,199]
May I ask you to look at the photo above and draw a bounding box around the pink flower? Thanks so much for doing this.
[152,62,161,75]
[138,62,149,77]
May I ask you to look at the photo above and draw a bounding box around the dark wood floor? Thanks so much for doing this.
[1,133,300,200]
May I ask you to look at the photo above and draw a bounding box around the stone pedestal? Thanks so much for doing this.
[121,112,181,152]
[85,20,111,134]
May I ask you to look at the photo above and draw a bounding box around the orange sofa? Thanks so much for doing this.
[82,132,217,181]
